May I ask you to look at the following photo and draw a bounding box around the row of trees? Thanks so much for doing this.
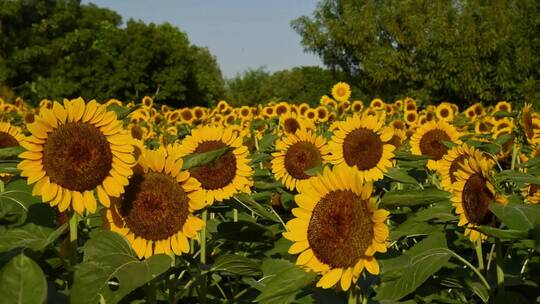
[0,0,224,106]
[1,0,537,107]
[292,0,539,105]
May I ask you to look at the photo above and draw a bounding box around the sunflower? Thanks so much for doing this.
[279,112,315,135]
[141,96,153,108]
[495,101,512,113]
[410,121,461,171]
[299,103,311,115]
[0,122,25,149]
[521,182,540,204]
[438,144,488,192]
[404,111,418,125]
[315,105,329,122]
[180,108,195,124]
[271,129,329,191]
[351,100,364,112]
[18,98,135,215]
[304,109,317,122]
[103,146,206,259]
[520,103,540,144]
[262,106,275,118]
[274,102,291,116]
[475,118,494,135]
[451,156,506,242]
[238,106,252,120]
[326,115,395,182]
[193,106,206,121]
[331,82,351,102]
[436,103,454,122]
[283,166,389,290]
[370,98,384,110]
[216,100,229,113]
[176,126,253,205]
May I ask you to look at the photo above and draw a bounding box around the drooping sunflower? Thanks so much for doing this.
[410,121,461,171]
[175,126,253,205]
[331,82,351,102]
[283,166,389,290]
[271,129,329,191]
[18,98,135,214]
[451,156,506,242]
[103,146,206,259]
[326,115,395,182]
[438,144,488,192]
[0,122,25,149]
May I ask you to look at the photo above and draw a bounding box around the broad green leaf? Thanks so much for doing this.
[377,233,450,301]
[495,133,512,146]
[304,164,325,177]
[71,231,172,304]
[519,157,540,169]
[476,226,528,240]
[384,167,418,184]
[259,133,277,151]
[210,254,262,276]
[0,146,25,160]
[494,170,540,187]
[254,181,284,190]
[470,282,490,303]
[492,111,516,118]
[0,179,42,227]
[255,259,317,304]
[489,203,540,231]
[182,147,232,170]
[410,202,457,222]
[390,220,439,240]
[380,188,450,207]
[234,193,281,223]
[0,254,47,304]
[0,223,67,252]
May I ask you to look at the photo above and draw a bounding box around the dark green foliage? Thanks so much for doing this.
[292,0,539,106]
[0,0,225,106]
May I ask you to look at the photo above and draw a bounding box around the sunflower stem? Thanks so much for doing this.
[347,287,358,304]
[69,212,79,265]
[200,210,207,264]
[475,239,484,271]
[510,142,518,171]
[233,208,238,222]
[495,238,505,290]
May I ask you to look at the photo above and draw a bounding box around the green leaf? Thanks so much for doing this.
[234,193,281,223]
[0,146,25,160]
[0,179,42,227]
[377,233,450,301]
[495,134,512,146]
[410,202,457,222]
[216,220,273,242]
[489,203,540,231]
[0,223,67,252]
[71,231,172,304]
[255,259,317,304]
[304,164,325,177]
[476,226,528,240]
[107,104,139,120]
[210,254,262,276]
[0,254,47,304]
[470,282,490,303]
[384,167,418,184]
[259,133,277,151]
[494,170,540,187]
[182,147,232,170]
[0,161,20,174]
[253,181,284,190]
[393,151,431,161]
[390,220,439,240]
[380,188,450,208]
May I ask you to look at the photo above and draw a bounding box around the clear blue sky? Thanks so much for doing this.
[82,0,323,78]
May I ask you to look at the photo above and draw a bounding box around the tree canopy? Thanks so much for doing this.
[292,0,539,106]
[0,0,225,106]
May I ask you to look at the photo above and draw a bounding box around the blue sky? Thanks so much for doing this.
[82,0,323,78]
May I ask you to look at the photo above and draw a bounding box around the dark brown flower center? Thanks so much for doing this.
[131,125,144,140]
[308,190,373,268]
[189,140,237,190]
[284,141,322,180]
[42,122,113,191]
[388,134,402,148]
[276,105,287,115]
[499,104,509,112]
[419,129,451,161]
[317,109,327,119]
[406,113,416,122]
[462,174,495,226]
[529,184,540,196]
[343,128,383,170]
[440,109,449,117]
[0,132,19,148]
[283,118,300,134]
[181,110,193,120]
[449,155,468,183]
[121,172,189,240]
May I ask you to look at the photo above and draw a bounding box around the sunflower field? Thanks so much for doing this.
[0,83,539,304]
